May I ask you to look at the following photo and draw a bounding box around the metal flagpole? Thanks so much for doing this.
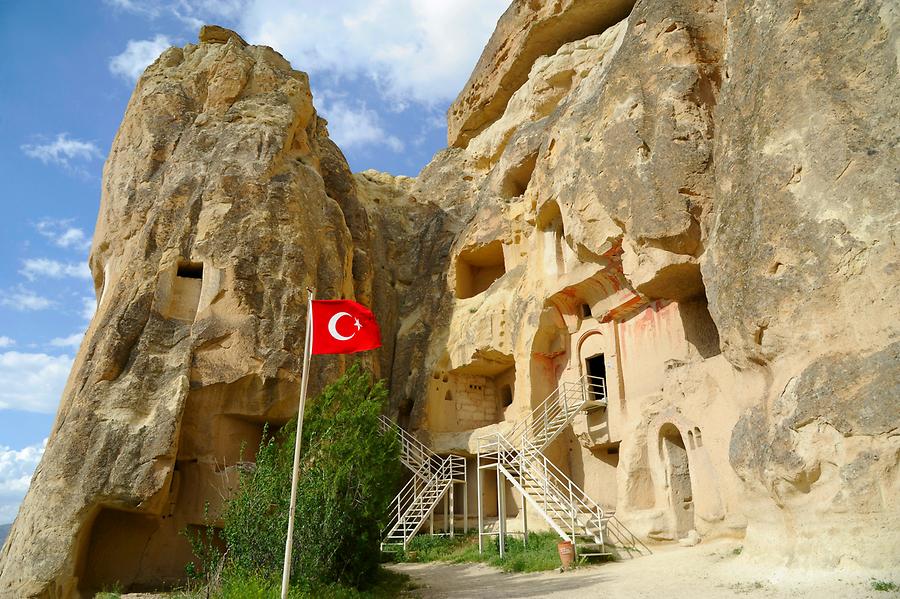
[281,287,316,599]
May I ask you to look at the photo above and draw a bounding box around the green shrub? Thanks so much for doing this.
[220,364,403,590]
[871,579,899,592]
[183,504,225,596]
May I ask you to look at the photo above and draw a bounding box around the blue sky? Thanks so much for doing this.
[0,0,507,523]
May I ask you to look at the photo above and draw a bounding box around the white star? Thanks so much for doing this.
[354,318,362,331]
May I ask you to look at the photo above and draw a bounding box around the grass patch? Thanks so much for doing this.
[871,579,899,592]
[395,532,605,573]
[95,584,122,598]
[179,567,411,598]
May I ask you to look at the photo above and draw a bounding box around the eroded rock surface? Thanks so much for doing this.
[3,0,899,595]
[0,27,420,597]
[410,0,899,572]
[447,0,636,147]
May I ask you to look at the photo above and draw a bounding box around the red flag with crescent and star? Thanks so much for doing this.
[309,299,382,355]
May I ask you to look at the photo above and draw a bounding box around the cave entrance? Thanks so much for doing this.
[659,424,694,538]
[76,506,197,594]
[454,241,506,299]
[164,259,205,321]
[584,353,607,402]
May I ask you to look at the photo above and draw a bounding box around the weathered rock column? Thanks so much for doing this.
[0,26,365,597]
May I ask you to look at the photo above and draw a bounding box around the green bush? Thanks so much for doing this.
[871,579,899,592]
[218,364,403,590]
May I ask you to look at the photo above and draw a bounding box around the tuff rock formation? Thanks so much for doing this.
[2,1,899,596]
[0,25,427,596]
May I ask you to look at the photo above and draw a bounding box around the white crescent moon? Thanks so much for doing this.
[327,312,356,341]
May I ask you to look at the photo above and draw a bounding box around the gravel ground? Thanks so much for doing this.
[388,539,897,599]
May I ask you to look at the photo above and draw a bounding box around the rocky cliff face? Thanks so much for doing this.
[0,25,428,597]
[379,0,899,570]
[2,1,898,596]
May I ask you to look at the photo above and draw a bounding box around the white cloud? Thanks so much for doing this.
[56,228,90,250]
[104,0,245,28]
[0,352,72,413]
[21,134,103,175]
[21,259,91,281]
[101,1,507,151]
[36,219,92,251]
[317,96,404,152]
[50,333,84,349]
[241,0,508,106]
[0,288,54,312]
[81,296,98,321]
[104,0,162,15]
[109,34,173,81]
[0,439,47,524]
[0,337,14,349]
[105,0,507,104]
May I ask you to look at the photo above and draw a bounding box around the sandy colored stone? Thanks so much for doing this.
[447,0,636,148]
[198,24,247,46]
[0,29,416,598]
[3,0,900,595]
[406,0,898,575]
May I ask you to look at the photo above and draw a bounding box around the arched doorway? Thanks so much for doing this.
[659,424,694,538]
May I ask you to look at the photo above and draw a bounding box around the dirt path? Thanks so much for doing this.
[388,540,895,599]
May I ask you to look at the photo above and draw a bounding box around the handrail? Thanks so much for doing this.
[382,453,464,542]
[379,416,437,460]
[383,473,425,538]
[605,514,652,555]
[519,438,605,530]
[481,373,605,450]
[473,374,649,557]
[381,416,466,546]
[391,454,455,543]
[480,429,606,544]
[521,438,602,516]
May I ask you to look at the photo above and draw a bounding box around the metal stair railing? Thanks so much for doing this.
[518,438,605,546]
[487,432,605,546]
[381,453,464,549]
[491,374,606,452]
[476,374,650,559]
[382,476,421,541]
[379,416,466,550]
[603,513,652,558]
[378,415,438,480]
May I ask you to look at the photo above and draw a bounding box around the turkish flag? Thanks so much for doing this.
[310,299,382,355]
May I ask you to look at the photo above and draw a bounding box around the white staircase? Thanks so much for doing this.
[478,375,648,560]
[379,416,466,551]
